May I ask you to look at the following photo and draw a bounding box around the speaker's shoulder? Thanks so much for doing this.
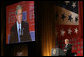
[22,21,29,25]
[69,44,72,46]
[11,22,17,31]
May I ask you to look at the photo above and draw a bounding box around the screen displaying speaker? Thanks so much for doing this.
[6,1,35,44]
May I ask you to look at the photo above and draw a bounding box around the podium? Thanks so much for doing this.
[51,48,66,56]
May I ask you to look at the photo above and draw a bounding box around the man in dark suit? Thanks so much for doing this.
[9,5,32,44]
[64,39,72,56]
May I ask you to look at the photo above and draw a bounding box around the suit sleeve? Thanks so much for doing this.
[66,44,72,51]
[24,22,32,41]
[9,27,14,44]
[27,23,32,41]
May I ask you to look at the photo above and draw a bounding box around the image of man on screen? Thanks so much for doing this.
[9,5,32,44]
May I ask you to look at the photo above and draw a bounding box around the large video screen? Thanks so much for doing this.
[6,1,35,44]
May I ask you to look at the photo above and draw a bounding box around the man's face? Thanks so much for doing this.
[65,40,69,44]
[16,9,22,24]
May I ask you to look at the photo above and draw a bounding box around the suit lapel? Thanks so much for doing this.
[21,21,23,41]
[15,23,18,42]
[21,21,23,31]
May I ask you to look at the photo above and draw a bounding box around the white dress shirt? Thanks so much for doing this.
[16,21,21,42]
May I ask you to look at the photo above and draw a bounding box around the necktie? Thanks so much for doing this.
[19,28,21,36]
